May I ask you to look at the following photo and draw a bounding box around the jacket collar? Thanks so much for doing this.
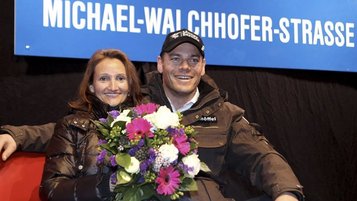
[69,94,132,120]
[142,71,228,125]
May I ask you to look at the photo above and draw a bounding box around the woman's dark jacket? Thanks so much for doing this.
[39,97,127,201]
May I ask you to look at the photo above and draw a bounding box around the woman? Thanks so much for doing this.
[39,49,142,201]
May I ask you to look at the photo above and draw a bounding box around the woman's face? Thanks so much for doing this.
[91,58,129,107]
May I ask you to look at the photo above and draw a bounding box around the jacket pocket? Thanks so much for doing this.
[193,125,228,148]
[193,125,228,176]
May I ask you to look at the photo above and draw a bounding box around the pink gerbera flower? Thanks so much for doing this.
[173,134,190,155]
[155,166,181,195]
[134,103,158,116]
[126,118,154,141]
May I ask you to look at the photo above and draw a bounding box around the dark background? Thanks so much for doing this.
[1,1,357,201]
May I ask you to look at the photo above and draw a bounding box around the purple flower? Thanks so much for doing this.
[128,146,139,156]
[148,148,156,162]
[178,162,194,175]
[110,155,117,167]
[140,160,150,173]
[98,139,107,145]
[108,110,120,118]
[97,149,107,164]
[110,172,117,184]
[167,127,184,136]
[99,118,107,123]
[138,139,145,147]
[137,176,145,183]
[140,148,156,173]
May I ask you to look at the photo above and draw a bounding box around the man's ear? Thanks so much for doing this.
[89,85,95,93]
[157,56,163,73]
[201,58,206,76]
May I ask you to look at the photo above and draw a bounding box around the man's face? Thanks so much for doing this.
[157,43,206,98]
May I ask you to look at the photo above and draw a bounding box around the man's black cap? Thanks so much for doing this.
[160,29,205,57]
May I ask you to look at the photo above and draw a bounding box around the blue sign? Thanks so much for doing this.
[15,0,357,72]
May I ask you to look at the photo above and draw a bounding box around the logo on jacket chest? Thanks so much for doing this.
[199,116,217,123]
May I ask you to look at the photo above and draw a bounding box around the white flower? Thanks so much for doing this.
[125,157,140,174]
[144,106,179,129]
[182,154,201,178]
[110,109,131,127]
[159,143,179,163]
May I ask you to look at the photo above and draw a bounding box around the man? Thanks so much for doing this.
[1,29,304,201]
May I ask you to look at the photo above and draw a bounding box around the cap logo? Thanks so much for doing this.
[171,30,201,44]
[162,29,205,57]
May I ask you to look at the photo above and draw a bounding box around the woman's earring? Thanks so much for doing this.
[89,85,95,93]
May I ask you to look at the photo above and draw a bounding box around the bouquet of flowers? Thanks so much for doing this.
[94,103,207,201]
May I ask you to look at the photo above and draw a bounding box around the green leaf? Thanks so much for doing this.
[99,128,109,136]
[94,120,111,130]
[179,178,198,191]
[200,162,212,173]
[117,170,132,184]
[100,144,116,154]
[107,115,114,123]
[140,184,156,200]
[109,141,118,148]
[155,195,171,201]
[113,120,126,128]
[116,153,131,168]
[122,186,149,201]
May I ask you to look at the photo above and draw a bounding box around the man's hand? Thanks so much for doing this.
[275,192,299,201]
[0,134,17,161]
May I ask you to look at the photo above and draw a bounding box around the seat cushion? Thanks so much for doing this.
[0,152,45,201]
